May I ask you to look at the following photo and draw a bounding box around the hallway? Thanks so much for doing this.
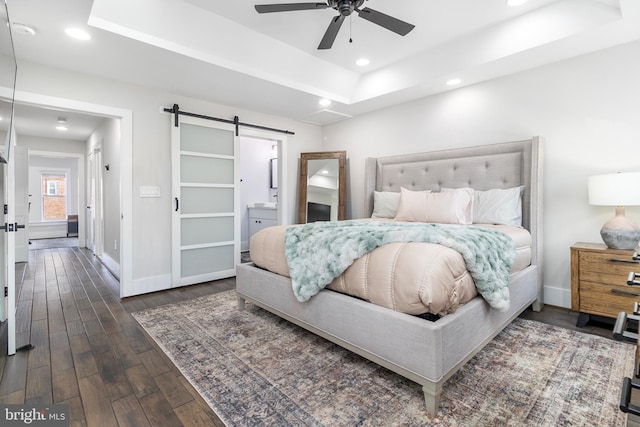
[0,245,231,426]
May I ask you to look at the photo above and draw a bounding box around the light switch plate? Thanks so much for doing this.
[139,186,160,198]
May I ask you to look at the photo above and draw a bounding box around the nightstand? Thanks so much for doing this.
[571,242,638,327]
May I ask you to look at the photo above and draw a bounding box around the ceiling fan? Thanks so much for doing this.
[254,0,415,50]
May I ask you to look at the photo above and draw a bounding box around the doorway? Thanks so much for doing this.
[27,152,84,251]
[5,91,132,297]
[238,129,288,264]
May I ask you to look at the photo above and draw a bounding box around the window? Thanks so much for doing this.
[47,181,57,195]
[41,173,67,221]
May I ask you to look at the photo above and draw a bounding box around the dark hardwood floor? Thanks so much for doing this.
[0,244,232,426]
[0,243,622,426]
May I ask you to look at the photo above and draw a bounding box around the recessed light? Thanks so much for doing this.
[56,125,68,131]
[321,170,329,174]
[319,98,332,107]
[356,58,370,67]
[11,22,36,36]
[65,28,91,41]
[446,78,462,86]
[506,0,528,6]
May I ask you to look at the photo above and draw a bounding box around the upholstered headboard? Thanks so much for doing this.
[364,137,544,306]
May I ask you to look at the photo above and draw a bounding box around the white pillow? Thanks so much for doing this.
[474,187,524,226]
[371,191,401,218]
[443,186,523,226]
[372,190,432,218]
[394,187,473,224]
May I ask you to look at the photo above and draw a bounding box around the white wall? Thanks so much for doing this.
[322,40,640,309]
[11,59,323,295]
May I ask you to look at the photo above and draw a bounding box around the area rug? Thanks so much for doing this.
[132,290,634,426]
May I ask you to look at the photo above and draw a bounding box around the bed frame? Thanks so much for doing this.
[236,137,544,415]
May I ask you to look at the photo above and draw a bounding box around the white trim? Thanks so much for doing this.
[542,285,571,309]
[126,273,171,297]
[236,127,288,226]
[99,252,121,280]
[28,222,67,239]
[10,90,133,298]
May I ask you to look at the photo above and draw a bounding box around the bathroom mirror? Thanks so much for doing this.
[298,151,346,224]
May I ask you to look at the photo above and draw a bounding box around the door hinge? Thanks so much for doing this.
[3,204,7,214]
[4,287,7,297]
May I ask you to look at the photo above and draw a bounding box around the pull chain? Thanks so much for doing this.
[349,15,353,43]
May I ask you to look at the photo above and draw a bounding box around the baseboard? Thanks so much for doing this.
[28,222,67,239]
[123,273,172,298]
[543,285,571,309]
[99,252,120,280]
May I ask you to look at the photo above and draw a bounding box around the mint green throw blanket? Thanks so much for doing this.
[284,220,516,311]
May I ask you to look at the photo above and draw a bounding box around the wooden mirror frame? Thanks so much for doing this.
[298,151,347,224]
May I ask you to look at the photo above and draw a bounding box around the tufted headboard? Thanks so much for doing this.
[364,137,544,305]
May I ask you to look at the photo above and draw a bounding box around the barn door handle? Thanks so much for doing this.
[175,197,179,212]
[0,223,25,232]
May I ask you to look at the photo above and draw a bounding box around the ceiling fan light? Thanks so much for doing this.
[56,125,68,131]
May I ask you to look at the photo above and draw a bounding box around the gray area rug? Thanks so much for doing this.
[132,290,634,426]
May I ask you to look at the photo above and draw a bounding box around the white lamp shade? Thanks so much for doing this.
[588,172,640,206]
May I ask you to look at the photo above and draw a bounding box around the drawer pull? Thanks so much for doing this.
[612,288,640,297]
[611,257,640,264]
[628,271,640,286]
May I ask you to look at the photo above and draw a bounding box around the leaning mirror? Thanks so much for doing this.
[298,151,346,223]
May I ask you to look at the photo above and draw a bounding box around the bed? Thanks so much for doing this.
[236,137,544,415]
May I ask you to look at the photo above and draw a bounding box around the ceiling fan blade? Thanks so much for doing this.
[318,14,345,50]
[255,3,330,13]
[356,7,415,36]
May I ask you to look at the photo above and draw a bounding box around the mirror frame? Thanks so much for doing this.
[298,151,347,224]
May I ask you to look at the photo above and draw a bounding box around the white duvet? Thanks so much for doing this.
[249,219,531,316]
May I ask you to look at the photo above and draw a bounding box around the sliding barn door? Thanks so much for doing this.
[171,115,239,287]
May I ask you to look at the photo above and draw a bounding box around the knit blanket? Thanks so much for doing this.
[284,220,516,311]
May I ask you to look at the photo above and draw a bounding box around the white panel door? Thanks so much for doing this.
[171,115,239,287]
[86,148,103,256]
[2,125,17,355]
[14,145,28,262]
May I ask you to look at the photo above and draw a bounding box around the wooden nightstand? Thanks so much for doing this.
[571,242,638,327]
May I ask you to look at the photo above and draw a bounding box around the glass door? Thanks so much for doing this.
[171,115,239,287]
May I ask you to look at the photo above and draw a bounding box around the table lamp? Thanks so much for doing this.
[588,172,640,250]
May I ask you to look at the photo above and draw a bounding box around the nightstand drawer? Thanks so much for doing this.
[571,242,637,324]
[580,280,640,318]
[580,269,634,286]
[578,251,638,275]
